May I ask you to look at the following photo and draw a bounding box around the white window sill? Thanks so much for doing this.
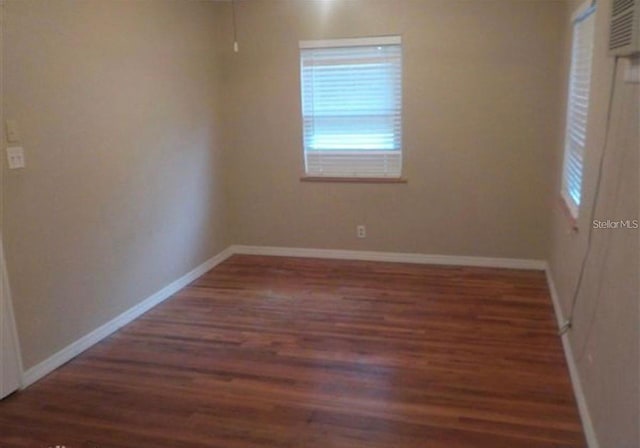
[300,176,408,184]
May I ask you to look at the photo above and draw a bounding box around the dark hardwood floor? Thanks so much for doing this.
[0,255,585,447]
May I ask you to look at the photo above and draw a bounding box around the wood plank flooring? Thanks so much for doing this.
[0,255,585,447]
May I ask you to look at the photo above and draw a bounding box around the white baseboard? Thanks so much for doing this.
[233,245,595,446]
[16,244,597,448]
[231,245,547,270]
[545,265,599,448]
[21,247,235,388]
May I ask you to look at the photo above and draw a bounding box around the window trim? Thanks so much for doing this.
[571,0,595,23]
[298,35,404,181]
[300,176,408,184]
[299,35,402,49]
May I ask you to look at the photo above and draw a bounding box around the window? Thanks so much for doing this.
[561,3,596,219]
[299,36,403,178]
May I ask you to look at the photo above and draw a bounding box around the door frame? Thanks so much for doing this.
[0,233,23,398]
[0,0,23,399]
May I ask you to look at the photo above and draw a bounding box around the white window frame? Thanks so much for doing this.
[561,1,596,219]
[299,36,404,180]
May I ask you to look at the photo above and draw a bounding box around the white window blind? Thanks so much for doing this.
[299,36,403,178]
[561,4,596,218]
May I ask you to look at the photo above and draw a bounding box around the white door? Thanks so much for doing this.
[0,235,21,399]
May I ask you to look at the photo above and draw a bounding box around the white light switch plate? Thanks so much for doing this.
[6,146,25,169]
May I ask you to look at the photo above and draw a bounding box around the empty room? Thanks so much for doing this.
[0,0,638,447]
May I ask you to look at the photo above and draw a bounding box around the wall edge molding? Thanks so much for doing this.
[545,264,599,448]
[21,246,235,388]
[231,245,547,270]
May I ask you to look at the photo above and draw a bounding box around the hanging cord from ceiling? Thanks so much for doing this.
[231,0,239,53]
[559,56,620,337]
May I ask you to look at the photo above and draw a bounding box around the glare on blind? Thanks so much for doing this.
[300,37,403,177]
[562,7,595,218]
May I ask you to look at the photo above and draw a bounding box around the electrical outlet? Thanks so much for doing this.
[6,146,25,169]
[357,225,366,239]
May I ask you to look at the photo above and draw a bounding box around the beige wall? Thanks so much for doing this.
[3,0,230,369]
[4,3,638,446]
[222,0,566,259]
[549,1,639,447]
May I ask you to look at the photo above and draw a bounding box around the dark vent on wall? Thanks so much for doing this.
[611,10,635,48]
[613,0,634,16]
[609,0,639,55]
